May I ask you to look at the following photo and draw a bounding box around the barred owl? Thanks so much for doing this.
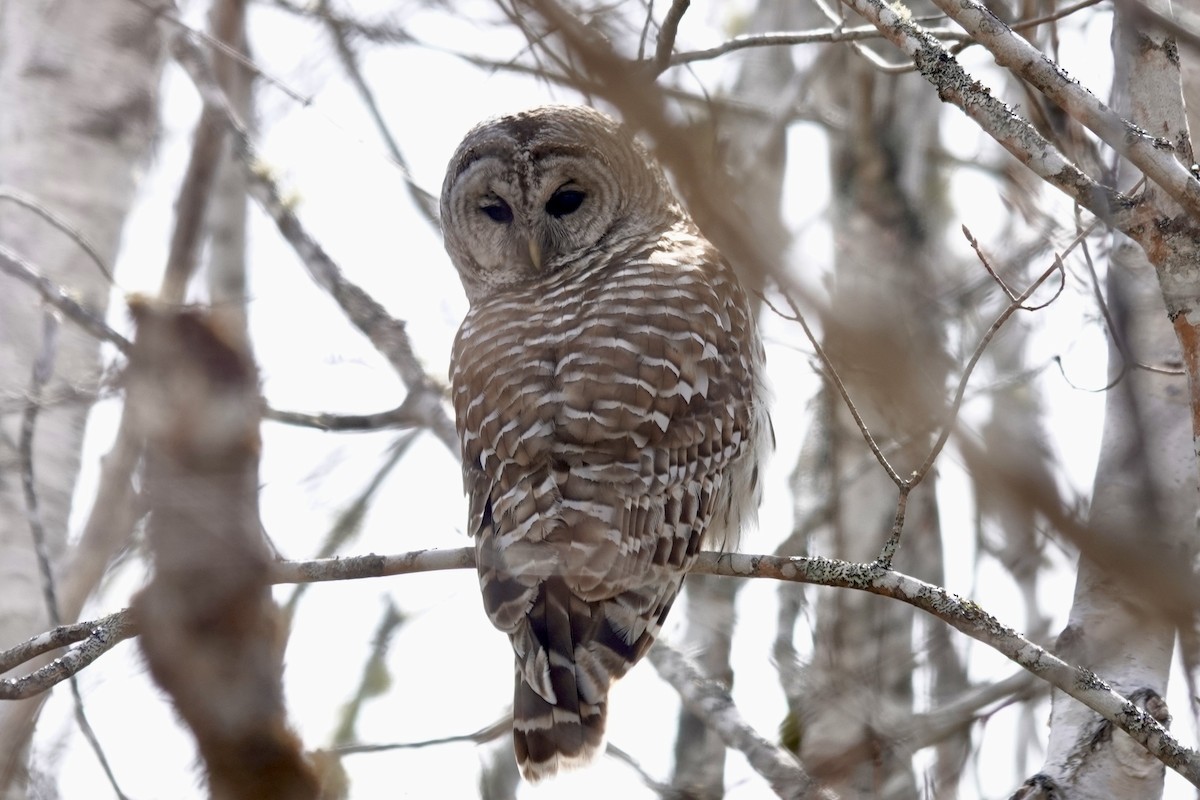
[441,105,769,781]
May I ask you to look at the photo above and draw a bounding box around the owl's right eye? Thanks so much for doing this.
[480,199,513,223]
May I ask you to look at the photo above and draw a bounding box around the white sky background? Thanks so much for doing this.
[25,1,1198,798]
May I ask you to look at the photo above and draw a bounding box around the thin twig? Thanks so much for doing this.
[1011,0,1105,33]
[128,0,314,108]
[0,189,114,282]
[910,254,1065,488]
[961,223,1069,312]
[267,0,417,44]
[318,0,441,229]
[264,404,427,432]
[331,717,508,754]
[813,0,916,73]
[875,485,910,568]
[668,24,969,67]
[20,308,62,627]
[65,671,131,799]
[167,29,459,455]
[637,0,655,62]
[0,246,131,352]
[763,291,903,485]
[962,224,1019,302]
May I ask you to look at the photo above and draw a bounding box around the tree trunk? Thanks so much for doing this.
[0,3,163,794]
[792,37,955,798]
[1027,6,1193,798]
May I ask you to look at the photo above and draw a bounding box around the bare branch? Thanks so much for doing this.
[317,0,441,230]
[5,543,1199,784]
[0,188,114,282]
[0,612,136,700]
[651,0,689,75]
[264,404,428,432]
[270,547,476,584]
[161,104,225,303]
[648,642,828,799]
[668,24,969,68]
[690,552,1200,785]
[0,245,131,352]
[167,28,459,456]
[127,300,318,799]
[927,0,1200,220]
[0,611,129,675]
[837,0,1139,227]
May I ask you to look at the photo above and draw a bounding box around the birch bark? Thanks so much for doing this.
[0,4,163,794]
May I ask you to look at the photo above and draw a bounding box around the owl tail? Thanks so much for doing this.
[513,673,606,781]
[512,578,611,782]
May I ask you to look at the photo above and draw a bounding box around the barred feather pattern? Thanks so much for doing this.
[442,106,769,782]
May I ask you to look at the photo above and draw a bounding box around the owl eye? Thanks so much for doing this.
[545,189,585,218]
[481,199,513,223]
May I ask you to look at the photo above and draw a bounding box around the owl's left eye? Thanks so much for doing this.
[481,199,513,223]
[545,189,585,218]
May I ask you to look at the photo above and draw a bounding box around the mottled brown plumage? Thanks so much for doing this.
[441,105,769,781]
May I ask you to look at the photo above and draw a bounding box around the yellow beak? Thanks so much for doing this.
[527,238,542,270]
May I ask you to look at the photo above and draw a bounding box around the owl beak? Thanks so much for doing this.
[526,238,543,270]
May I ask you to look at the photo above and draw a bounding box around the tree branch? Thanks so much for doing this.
[0,246,131,353]
[668,24,969,68]
[166,28,459,457]
[651,0,690,75]
[5,545,1198,784]
[837,0,1140,228]
[927,0,1200,221]
[264,403,429,432]
[317,0,441,230]
[648,641,829,799]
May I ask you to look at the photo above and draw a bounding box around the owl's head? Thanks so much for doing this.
[440,105,681,303]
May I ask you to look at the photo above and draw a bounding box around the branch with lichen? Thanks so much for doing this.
[3,546,1197,785]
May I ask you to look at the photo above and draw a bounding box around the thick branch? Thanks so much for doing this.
[7,545,1197,784]
[927,0,1200,220]
[648,642,829,799]
[127,301,318,800]
[837,0,1139,228]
